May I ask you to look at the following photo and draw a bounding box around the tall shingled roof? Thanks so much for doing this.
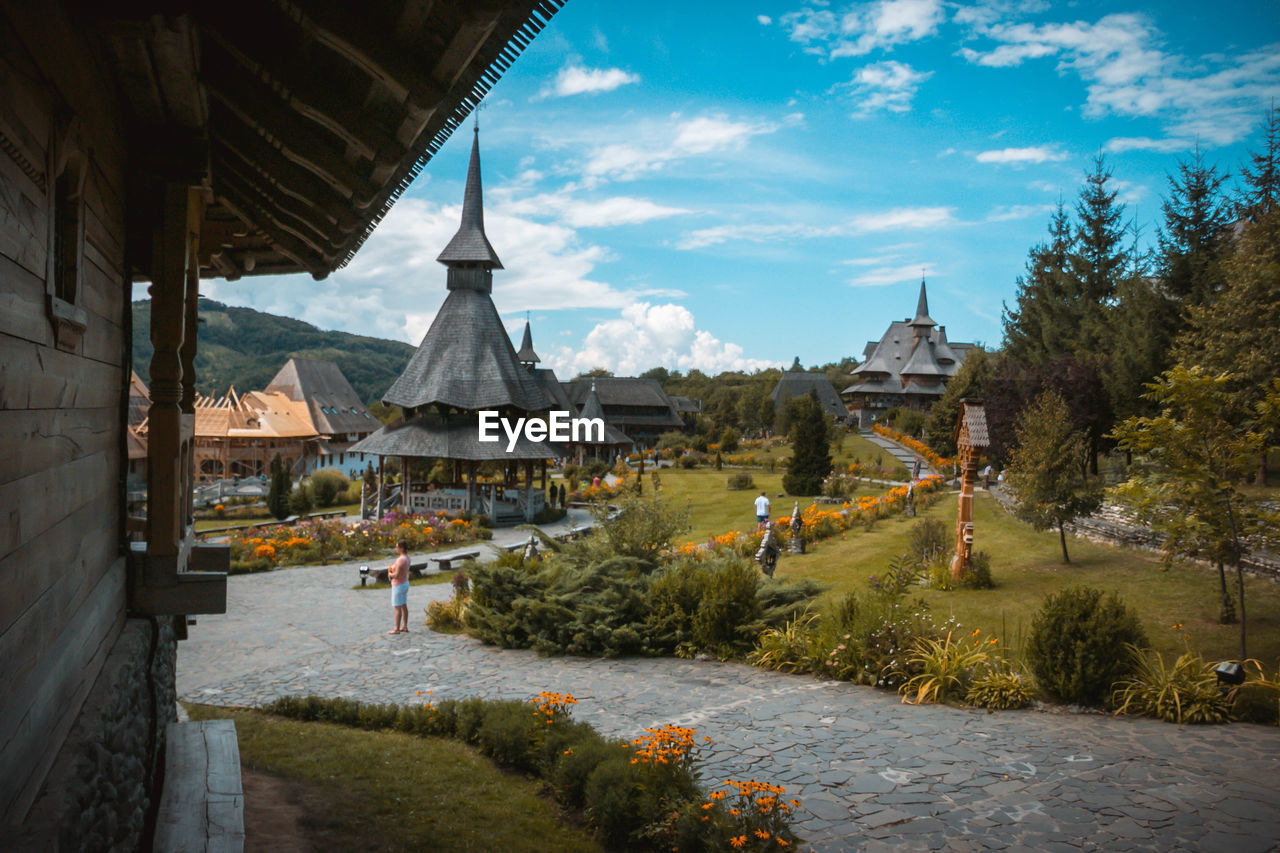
[771,370,848,420]
[515,320,540,364]
[378,129,548,413]
[436,126,503,272]
[265,358,375,437]
[910,279,936,328]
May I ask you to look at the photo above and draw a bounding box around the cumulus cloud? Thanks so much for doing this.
[757,14,772,25]
[499,192,691,228]
[546,302,782,377]
[202,196,650,344]
[782,0,945,58]
[844,60,932,114]
[957,12,1280,146]
[582,113,778,183]
[1104,136,1194,154]
[974,145,1068,164]
[541,64,640,98]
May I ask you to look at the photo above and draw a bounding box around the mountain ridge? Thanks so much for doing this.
[131,299,415,405]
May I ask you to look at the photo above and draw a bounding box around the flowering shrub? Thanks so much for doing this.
[226,510,484,569]
[872,423,957,472]
[267,692,800,851]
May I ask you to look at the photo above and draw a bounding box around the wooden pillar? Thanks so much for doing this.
[466,461,476,512]
[401,455,409,514]
[376,455,385,520]
[145,183,194,562]
[540,459,547,491]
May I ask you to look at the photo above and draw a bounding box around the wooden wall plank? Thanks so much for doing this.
[0,253,125,365]
[0,493,118,649]
[0,407,117,487]
[0,333,123,410]
[0,154,47,279]
[0,564,124,822]
[0,512,117,696]
[0,449,116,561]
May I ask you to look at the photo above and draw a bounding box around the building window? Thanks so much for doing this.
[45,117,88,353]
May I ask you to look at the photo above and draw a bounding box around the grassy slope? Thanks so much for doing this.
[186,705,600,853]
[772,490,1280,664]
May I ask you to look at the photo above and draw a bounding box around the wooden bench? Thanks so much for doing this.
[153,719,244,852]
[429,551,480,573]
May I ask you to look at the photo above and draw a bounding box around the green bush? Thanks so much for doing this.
[584,755,665,848]
[1111,646,1232,724]
[677,454,700,469]
[905,518,948,566]
[927,549,994,591]
[966,666,1035,710]
[289,484,313,515]
[725,471,755,490]
[550,737,626,811]
[308,470,349,508]
[1026,586,1147,707]
[475,701,545,771]
[691,559,761,650]
[228,557,273,575]
[719,427,741,453]
[656,431,689,454]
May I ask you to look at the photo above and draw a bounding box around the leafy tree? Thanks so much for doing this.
[983,354,1112,470]
[1176,206,1280,483]
[783,392,831,496]
[1002,201,1076,366]
[1111,366,1280,655]
[719,426,741,452]
[737,385,767,433]
[924,348,993,455]
[758,396,776,434]
[576,368,614,379]
[266,454,291,519]
[1004,390,1102,563]
[639,366,671,385]
[1158,146,1230,309]
[1237,103,1280,216]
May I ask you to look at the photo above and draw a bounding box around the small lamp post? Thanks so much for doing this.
[359,565,370,587]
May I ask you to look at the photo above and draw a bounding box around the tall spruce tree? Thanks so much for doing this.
[783,392,831,496]
[924,348,993,456]
[1068,154,1127,355]
[1001,201,1075,366]
[1159,145,1230,310]
[1238,103,1280,217]
[1108,219,1176,424]
[267,454,291,520]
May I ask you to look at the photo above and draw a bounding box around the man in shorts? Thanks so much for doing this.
[754,491,771,530]
[388,539,410,634]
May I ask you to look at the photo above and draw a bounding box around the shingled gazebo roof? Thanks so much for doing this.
[379,129,548,413]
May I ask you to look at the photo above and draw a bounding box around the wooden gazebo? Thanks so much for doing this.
[350,128,563,524]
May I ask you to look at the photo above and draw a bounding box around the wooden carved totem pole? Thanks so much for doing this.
[950,400,989,581]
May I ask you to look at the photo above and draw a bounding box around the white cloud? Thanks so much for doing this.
[541,64,640,98]
[849,263,936,287]
[582,113,778,183]
[974,145,1067,164]
[983,204,1053,222]
[547,302,782,377]
[845,60,932,114]
[1103,136,1193,154]
[676,206,954,249]
[500,192,691,228]
[203,196,648,344]
[782,0,945,58]
[757,14,772,25]
[958,12,1280,146]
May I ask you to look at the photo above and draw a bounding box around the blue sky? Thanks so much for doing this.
[201,0,1280,378]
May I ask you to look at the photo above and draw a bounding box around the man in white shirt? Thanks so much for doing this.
[754,491,771,529]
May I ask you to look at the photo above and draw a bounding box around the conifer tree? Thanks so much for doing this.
[1005,390,1102,564]
[783,392,831,496]
[1238,103,1280,217]
[1001,202,1075,366]
[1108,219,1175,424]
[924,348,992,456]
[1068,154,1127,355]
[1159,145,1230,310]
[267,454,291,520]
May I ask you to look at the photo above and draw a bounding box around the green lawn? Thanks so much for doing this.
[652,464,892,545]
[185,704,600,853]
[773,490,1280,665]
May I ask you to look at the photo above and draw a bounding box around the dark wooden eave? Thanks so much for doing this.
[79,0,565,280]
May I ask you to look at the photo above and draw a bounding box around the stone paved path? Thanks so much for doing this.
[859,430,937,480]
[179,563,1280,852]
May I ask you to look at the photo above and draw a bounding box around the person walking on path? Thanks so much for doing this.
[387,539,410,635]
[754,491,771,530]
[912,459,921,481]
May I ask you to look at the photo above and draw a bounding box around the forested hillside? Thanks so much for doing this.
[131,299,415,404]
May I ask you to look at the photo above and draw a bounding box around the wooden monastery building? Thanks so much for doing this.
[350,127,564,525]
[771,357,850,423]
[842,280,979,429]
[0,0,563,847]
[562,376,686,447]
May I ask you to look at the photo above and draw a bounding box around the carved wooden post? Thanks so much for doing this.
[145,183,191,565]
[376,455,384,520]
[179,190,202,528]
[950,400,989,581]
